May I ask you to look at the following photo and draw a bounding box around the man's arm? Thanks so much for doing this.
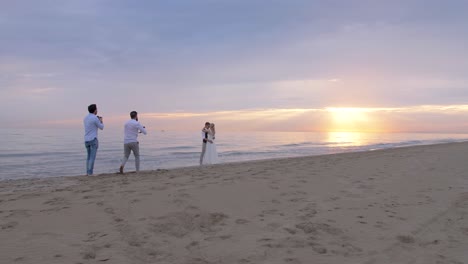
[96,116,104,130]
[138,123,147,135]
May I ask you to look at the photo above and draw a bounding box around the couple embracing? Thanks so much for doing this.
[199,122,218,165]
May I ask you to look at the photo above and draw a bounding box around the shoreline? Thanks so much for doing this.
[1,142,468,263]
[2,140,467,183]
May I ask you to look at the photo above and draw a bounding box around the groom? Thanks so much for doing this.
[199,122,211,165]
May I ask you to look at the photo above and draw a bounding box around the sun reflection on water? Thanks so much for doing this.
[326,131,365,147]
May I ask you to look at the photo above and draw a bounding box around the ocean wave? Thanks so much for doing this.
[362,138,466,151]
[277,142,314,147]
[221,150,276,157]
[277,141,354,148]
[159,146,197,151]
[0,152,76,158]
[168,151,200,156]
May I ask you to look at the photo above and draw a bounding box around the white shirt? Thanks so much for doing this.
[84,114,104,142]
[201,130,209,140]
[124,119,147,144]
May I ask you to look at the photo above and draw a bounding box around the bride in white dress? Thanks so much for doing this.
[203,123,218,164]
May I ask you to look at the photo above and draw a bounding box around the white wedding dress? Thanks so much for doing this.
[203,133,218,164]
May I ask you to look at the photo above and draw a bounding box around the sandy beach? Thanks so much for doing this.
[1,142,467,264]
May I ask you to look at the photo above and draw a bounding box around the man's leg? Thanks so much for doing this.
[132,142,140,172]
[199,142,207,165]
[120,143,131,173]
[88,138,99,175]
[85,141,91,175]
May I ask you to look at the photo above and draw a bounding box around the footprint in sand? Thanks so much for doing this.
[150,211,228,238]
[284,257,302,264]
[271,199,281,204]
[43,197,67,206]
[340,190,364,199]
[18,193,41,199]
[308,242,328,254]
[284,227,297,235]
[295,222,343,236]
[374,221,390,230]
[84,232,108,242]
[298,203,318,220]
[40,206,70,213]
[235,219,250,225]
[130,199,140,204]
[1,221,18,230]
[74,189,93,194]
[329,242,362,256]
[104,208,115,215]
[261,209,279,215]
[185,241,200,250]
[170,191,192,206]
[128,238,146,247]
[13,257,25,262]
[118,190,137,194]
[396,235,415,244]
[150,186,168,191]
[113,217,124,223]
[204,234,232,242]
[266,222,282,231]
[81,248,97,260]
[82,195,103,200]
[6,210,31,218]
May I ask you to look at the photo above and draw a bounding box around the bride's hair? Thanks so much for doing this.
[210,123,216,135]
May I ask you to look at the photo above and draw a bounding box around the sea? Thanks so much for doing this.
[1,128,468,181]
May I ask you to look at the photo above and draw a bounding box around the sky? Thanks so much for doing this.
[1,0,468,132]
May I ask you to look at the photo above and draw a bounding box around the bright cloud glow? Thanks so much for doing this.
[326,108,374,132]
[30,87,56,94]
[37,105,468,133]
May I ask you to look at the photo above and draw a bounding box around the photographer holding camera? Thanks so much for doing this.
[83,104,104,176]
[119,111,147,174]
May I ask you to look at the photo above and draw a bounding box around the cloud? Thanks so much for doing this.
[136,105,468,133]
[12,103,468,134]
[1,1,468,129]
[19,73,58,78]
[29,87,56,94]
[0,86,58,100]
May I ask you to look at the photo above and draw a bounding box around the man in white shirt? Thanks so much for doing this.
[83,104,104,175]
[119,111,147,173]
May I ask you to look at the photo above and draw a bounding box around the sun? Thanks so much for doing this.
[326,107,374,132]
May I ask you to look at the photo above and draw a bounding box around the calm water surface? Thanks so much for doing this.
[1,128,467,180]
